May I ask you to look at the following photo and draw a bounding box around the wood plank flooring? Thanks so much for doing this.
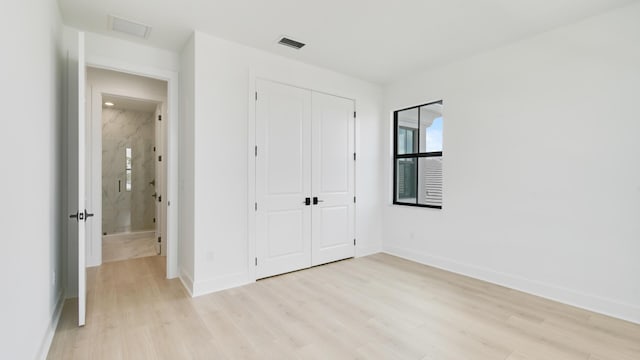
[102,232,158,263]
[47,254,640,359]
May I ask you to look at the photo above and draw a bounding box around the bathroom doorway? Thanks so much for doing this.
[85,67,168,266]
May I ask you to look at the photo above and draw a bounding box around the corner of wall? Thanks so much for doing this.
[179,268,195,297]
[356,245,382,258]
[178,32,196,285]
[191,273,252,297]
[36,291,65,360]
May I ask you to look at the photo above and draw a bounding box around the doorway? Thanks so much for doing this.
[85,67,168,269]
[100,95,162,262]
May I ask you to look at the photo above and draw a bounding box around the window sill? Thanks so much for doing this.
[392,201,442,210]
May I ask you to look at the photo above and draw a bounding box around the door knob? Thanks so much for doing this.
[313,197,324,205]
[69,209,93,222]
[303,197,311,206]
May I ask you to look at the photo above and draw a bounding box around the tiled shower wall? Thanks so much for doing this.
[102,108,156,234]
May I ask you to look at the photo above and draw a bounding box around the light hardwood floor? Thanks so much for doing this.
[48,254,640,359]
[102,232,157,263]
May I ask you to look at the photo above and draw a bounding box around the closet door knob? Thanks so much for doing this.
[313,197,324,205]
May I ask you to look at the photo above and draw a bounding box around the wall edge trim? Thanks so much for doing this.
[37,290,66,360]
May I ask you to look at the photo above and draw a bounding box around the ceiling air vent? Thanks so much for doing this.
[108,15,152,39]
[278,37,306,50]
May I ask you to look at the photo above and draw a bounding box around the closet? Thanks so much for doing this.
[255,79,355,279]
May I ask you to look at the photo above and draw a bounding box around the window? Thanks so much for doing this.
[125,147,132,192]
[397,127,418,154]
[393,100,443,208]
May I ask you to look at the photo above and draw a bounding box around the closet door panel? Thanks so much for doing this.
[311,92,355,266]
[255,79,312,279]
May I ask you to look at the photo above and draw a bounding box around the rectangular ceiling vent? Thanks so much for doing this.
[278,37,306,50]
[108,15,152,39]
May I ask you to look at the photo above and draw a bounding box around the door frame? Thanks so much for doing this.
[88,89,165,264]
[247,72,357,282]
[85,55,179,279]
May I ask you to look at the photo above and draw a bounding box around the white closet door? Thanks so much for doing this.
[255,79,312,279]
[311,92,355,266]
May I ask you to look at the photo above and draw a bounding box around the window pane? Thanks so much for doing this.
[419,103,443,153]
[125,147,132,191]
[125,170,132,192]
[397,107,419,154]
[405,128,415,154]
[125,147,132,170]
[396,158,417,203]
[417,157,442,207]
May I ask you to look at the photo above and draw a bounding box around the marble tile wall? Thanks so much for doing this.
[102,108,156,234]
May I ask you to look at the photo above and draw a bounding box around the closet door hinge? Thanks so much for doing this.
[158,115,162,121]
[353,111,356,118]
[353,153,356,161]
[353,196,356,203]
[158,155,162,162]
[255,145,258,157]
[255,202,258,211]
[255,257,258,266]
[353,239,356,246]
[255,92,258,101]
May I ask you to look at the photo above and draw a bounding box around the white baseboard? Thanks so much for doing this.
[356,245,382,258]
[383,246,640,325]
[192,272,251,297]
[37,291,65,360]
[179,268,194,297]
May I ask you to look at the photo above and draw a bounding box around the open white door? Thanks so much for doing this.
[76,32,88,327]
[68,32,89,327]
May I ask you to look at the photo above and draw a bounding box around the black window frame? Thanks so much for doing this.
[393,100,443,209]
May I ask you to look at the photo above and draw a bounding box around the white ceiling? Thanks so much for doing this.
[58,0,635,84]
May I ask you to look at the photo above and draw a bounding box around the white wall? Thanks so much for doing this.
[184,31,384,295]
[87,67,168,100]
[383,2,640,323]
[179,34,196,294]
[0,1,65,359]
[85,32,179,73]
